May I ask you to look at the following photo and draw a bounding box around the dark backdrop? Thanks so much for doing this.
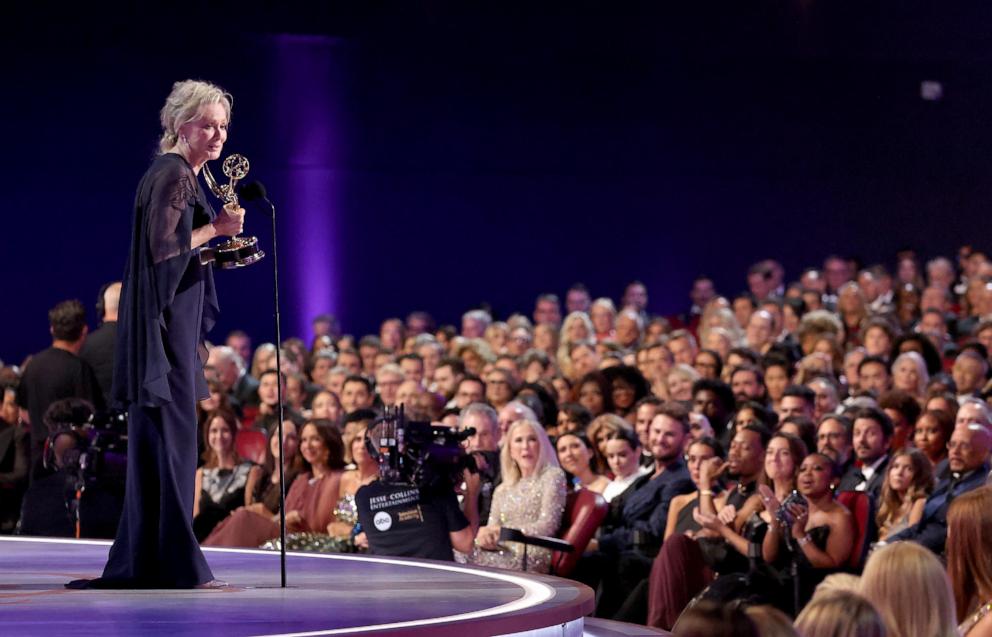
[3,2,992,364]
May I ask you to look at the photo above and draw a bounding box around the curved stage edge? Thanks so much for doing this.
[1,536,595,636]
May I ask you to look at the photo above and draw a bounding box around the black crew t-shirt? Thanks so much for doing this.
[16,347,105,450]
[355,481,468,562]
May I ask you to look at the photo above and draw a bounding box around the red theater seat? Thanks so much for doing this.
[236,429,268,465]
[551,488,608,577]
[836,490,876,572]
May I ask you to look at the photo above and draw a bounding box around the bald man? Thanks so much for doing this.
[81,281,122,405]
[887,423,991,554]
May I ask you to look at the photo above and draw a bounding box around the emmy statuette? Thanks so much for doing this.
[200,154,265,268]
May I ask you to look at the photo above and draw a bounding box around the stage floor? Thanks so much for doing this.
[1,536,594,636]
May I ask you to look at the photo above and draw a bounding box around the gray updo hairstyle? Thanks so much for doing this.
[158,79,233,154]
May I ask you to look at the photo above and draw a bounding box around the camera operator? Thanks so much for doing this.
[19,397,95,536]
[356,476,475,561]
[355,411,477,561]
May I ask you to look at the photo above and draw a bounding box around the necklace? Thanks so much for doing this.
[961,599,992,635]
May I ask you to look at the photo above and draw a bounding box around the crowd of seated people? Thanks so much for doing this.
[4,247,992,633]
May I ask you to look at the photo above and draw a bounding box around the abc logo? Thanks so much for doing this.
[374,511,393,531]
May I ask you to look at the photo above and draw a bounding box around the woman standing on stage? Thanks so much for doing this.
[73,80,245,588]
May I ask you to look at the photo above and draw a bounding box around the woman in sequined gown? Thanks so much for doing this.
[469,419,567,573]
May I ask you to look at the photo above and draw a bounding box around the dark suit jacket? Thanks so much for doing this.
[597,457,694,556]
[887,462,989,555]
[80,321,117,408]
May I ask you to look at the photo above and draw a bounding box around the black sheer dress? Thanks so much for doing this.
[75,152,220,588]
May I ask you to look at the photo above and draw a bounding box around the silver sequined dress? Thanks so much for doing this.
[469,465,567,573]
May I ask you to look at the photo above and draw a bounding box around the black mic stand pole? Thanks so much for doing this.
[259,192,287,589]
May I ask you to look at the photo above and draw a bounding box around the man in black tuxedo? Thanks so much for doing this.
[837,407,891,500]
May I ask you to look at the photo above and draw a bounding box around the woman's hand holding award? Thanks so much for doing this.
[201,154,265,269]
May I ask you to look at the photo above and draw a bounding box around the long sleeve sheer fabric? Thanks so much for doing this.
[113,153,218,408]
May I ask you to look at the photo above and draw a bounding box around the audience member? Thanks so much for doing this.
[556,431,609,494]
[468,419,566,573]
[947,486,992,636]
[11,245,992,631]
[887,423,991,553]
[913,408,954,466]
[192,409,261,541]
[875,448,932,540]
[793,590,886,637]
[860,541,958,637]
[204,419,343,547]
[836,407,892,499]
[761,453,855,609]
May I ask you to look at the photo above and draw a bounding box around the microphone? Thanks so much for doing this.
[239,181,268,203]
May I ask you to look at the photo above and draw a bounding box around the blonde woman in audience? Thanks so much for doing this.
[859,541,957,637]
[666,364,701,402]
[813,572,861,596]
[794,590,886,637]
[557,311,595,377]
[589,298,617,342]
[533,323,559,357]
[947,486,992,636]
[484,321,510,355]
[891,350,929,402]
[700,302,744,344]
[469,419,567,573]
[875,448,932,540]
[250,343,277,379]
[744,606,798,637]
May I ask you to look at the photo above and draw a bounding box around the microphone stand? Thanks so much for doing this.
[255,190,287,588]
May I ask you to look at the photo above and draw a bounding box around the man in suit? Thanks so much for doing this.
[581,402,695,617]
[837,407,892,500]
[887,423,991,554]
[206,345,259,413]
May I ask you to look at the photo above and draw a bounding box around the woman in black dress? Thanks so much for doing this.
[71,80,245,588]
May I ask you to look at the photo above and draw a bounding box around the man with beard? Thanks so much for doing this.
[730,365,768,407]
[636,422,770,628]
[432,358,465,404]
[837,407,892,499]
[816,414,854,474]
[857,356,892,397]
[579,403,694,618]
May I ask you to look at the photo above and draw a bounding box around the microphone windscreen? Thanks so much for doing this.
[239,181,268,202]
